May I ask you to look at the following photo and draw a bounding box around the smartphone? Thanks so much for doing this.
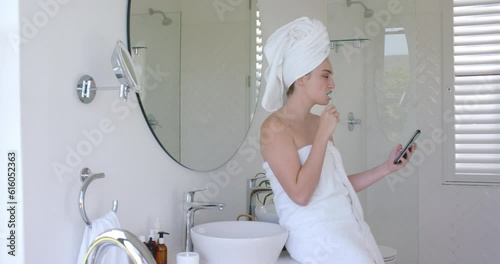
[393,129,421,164]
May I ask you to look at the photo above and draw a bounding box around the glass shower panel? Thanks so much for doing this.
[365,7,418,264]
[327,0,417,263]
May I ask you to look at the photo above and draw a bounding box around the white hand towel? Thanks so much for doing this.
[77,211,130,264]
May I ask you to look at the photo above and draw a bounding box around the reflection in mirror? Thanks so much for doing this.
[128,0,262,171]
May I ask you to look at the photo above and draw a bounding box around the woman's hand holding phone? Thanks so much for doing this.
[393,130,420,164]
[383,130,420,174]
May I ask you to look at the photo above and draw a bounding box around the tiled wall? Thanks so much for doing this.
[417,1,500,263]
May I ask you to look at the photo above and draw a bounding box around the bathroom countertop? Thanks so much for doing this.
[277,251,300,264]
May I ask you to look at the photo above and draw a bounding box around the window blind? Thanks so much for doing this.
[453,0,500,181]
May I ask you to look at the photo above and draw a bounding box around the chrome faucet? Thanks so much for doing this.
[183,189,225,252]
[247,173,273,217]
[83,229,156,264]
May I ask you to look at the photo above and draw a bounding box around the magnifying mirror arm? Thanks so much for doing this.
[76,76,133,104]
[95,84,131,102]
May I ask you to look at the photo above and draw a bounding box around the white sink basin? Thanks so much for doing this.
[191,221,288,264]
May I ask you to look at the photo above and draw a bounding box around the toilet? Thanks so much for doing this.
[378,245,398,264]
[278,245,398,263]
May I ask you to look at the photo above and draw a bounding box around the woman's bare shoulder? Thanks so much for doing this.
[261,113,288,134]
[260,113,295,151]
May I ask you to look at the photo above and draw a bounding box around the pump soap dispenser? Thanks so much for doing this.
[146,230,157,257]
[156,231,170,264]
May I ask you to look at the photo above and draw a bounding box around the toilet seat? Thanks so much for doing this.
[378,245,397,262]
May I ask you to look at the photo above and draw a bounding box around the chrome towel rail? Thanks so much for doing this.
[79,168,118,226]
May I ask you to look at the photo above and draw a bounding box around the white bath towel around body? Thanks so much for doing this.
[263,142,384,264]
[77,211,130,264]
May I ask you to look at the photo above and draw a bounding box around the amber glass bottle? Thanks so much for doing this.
[155,231,169,264]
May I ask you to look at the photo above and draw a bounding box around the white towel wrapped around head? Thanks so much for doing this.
[262,17,330,112]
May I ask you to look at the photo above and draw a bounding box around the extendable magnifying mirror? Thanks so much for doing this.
[76,40,141,104]
[111,40,141,100]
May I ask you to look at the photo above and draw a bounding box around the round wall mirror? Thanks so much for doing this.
[127,0,262,171]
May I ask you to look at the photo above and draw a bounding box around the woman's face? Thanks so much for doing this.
[302,59,335,105]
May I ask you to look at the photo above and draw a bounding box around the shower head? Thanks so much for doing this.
[346,0,374,18]
[149,8,172,26]
[364,8,374,18]
[162,17,172,26]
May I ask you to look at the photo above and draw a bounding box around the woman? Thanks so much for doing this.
[259,17,416,264]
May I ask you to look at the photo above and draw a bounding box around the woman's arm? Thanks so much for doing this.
[260,106,338,206]
[348,143,417,192]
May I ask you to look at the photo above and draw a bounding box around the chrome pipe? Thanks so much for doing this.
[84,229,155,264]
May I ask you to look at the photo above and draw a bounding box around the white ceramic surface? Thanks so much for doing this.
[255,203,279,224]
[176,252,200,264]
[379,245,398,263]
[191,221,288,264]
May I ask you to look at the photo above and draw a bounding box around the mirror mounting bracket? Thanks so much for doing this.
[76,75,131,104]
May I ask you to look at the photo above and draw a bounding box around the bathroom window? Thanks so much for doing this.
[443,0,500,184]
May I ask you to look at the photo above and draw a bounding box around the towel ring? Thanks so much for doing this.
[79,168,118,226]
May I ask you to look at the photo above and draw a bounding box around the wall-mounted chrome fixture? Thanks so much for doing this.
[347,112,362,132]
[131,46,148,55]
[79,168,118,226]
[347,0,374,18]
[76,40,141,104]
[183,189,225,252]
[76,75,97,104]
[147,114,162,130]
[247,173,272,218]
[330,38,370,53]
[149,8,172,26]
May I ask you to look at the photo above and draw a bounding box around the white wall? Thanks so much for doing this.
[0,0,326,263]
[417,0,500,263]
[3,0,499,264]
[0,1,23,263]
[0,0,258,263]
[15,0,193,263]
